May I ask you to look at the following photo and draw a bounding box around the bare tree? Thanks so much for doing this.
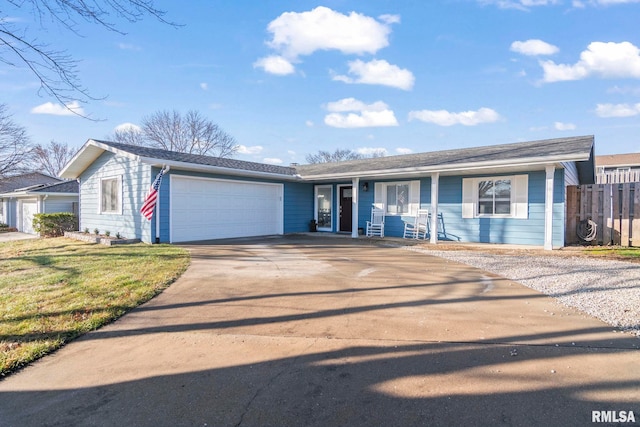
[30,141,76,177]
[305,149,365,164]
[0,0,176,115]
[141,110,237,157]
[112,126,145,146]
[0,104,32,177]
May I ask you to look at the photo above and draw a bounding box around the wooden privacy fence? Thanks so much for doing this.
[566,183,640,247]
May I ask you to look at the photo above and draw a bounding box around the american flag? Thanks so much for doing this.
[140,169,164,220]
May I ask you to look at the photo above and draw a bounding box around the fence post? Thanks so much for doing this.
[603,184,612,245]
[621,183,631,246]
[633,183,640,247]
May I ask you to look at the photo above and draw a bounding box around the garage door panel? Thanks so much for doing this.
[170,176,283,242]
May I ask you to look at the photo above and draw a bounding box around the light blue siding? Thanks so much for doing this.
[79,152,153,243]
[357,170,566,247]
[284,182,314,233]
[44,196,77,214]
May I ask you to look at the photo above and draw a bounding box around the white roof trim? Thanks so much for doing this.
[297,154,590,180]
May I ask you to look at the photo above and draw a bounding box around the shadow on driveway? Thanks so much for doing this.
[0,236,638,426]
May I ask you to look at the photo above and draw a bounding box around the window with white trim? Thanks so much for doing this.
[462,175,528,219]
[374,181,420,215]
[100,176,122,214]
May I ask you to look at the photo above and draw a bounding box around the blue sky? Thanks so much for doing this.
[3,0,640,165]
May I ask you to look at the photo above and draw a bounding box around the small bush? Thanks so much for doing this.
[0,223,8,228]
[32,213,79,238]
[84,227,89,234]
[94,228,99,235]
[105,230,111,237]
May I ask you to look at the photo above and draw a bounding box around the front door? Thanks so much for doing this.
[339,186,352,232]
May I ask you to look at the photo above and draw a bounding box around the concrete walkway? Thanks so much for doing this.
[0,236,638,426]
[0,232,38,243]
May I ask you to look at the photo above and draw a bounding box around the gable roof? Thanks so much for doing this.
[60,136,595,184]
[31,180,79,194]
[60,139,298,180]
[595,153,640,168]
[0,172,61,193]
[295,135,595,181]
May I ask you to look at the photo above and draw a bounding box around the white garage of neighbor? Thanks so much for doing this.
[20,200,38,234]
[170,175,284,243]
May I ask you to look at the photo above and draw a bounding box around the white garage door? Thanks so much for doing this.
[21,201,38,234]
[170,176,284,243]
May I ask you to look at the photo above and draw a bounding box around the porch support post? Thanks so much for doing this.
[430,172,440,244]
[544,165,555,250]
[351,177,359,238]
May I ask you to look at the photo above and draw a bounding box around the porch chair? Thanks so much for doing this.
[366,207,385,237]
[403,209,429,240]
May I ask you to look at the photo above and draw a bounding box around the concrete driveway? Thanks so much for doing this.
[0,236,638,426]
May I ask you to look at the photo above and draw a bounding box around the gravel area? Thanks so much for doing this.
[407,246,640,338]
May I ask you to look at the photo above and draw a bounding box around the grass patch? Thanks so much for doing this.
[0,237,190,376]
[581,246,640,261]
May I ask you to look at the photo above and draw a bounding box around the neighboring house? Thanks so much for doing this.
[595,153,640,183]
[59,136,595,249]
[0,173,79,234]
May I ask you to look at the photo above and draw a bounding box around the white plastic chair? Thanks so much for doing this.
[366,207,385,237]
[403,209,429,240]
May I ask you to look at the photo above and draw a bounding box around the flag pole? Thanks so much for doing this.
[155,165,169,243]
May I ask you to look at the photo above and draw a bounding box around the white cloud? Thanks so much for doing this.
[253,55,295,75]
[541,41,640,82]
[479,0,560,11]
[325,111,399,128]
[510,39,559,56]
[325,97,389,113]
[595,103,640,117]
[200,83,208,90]
[31,101,84,116]
[332,59,415,90]
[396,147,413,154]
[267,6,392,58]
[118,43,141,51]
[258,6,395,74]
[305,120,314,127]
[263,157,283,164]
[236,145,264,155]
[408,107,501,126]
[324,98,398,128]
[379,14,401,24]
[114,122,142,132]
[607,85,640,95]
[554,121,577,130]
[356,147,388,156]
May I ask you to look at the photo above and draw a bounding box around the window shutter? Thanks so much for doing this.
[374,182,385,210]
[409,180,420,215]
[462,178,474,218]
[512,174,529,219]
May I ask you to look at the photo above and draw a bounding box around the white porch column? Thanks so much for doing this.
[430,172,440,244]
[351,177,359,238]
[544,165,555,250]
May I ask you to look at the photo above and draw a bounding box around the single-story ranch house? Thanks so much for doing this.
[59,135,595,250]
[0,172,79,234]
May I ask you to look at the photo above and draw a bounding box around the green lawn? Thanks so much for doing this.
[581,246,640,261]
[0,238,190,376]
